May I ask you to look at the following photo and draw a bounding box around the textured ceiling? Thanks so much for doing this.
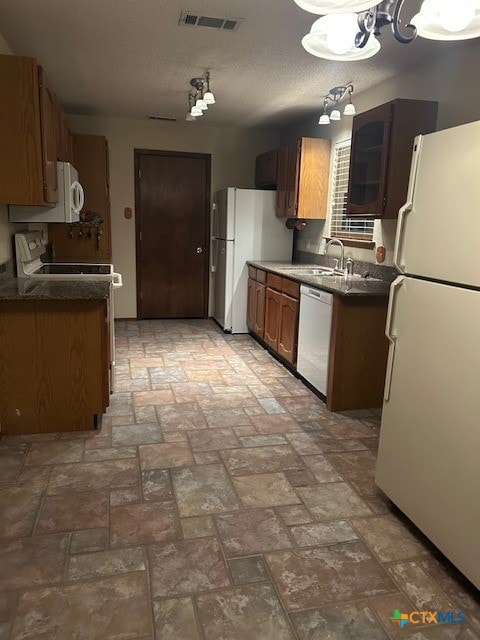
[0,0,450,129]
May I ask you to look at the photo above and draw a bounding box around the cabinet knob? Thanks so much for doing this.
[196,247,203,254]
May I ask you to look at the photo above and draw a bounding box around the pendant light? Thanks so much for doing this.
[317,85,356,125]
[318,99,331,124]
[186,94,197,121]
[203,71,216,105]
[294,0,380,14]
[296,0,480,61]
[343,86,356,115]
[411,0,480,40]
[302,14,381,60]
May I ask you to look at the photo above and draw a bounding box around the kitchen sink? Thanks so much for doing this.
[286,268,341,277]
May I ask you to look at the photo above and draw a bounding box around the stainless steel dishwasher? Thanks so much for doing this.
[297,286,333,396]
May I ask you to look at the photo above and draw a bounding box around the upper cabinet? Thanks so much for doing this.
[0,54,75,206]
[48,135,112,261]
[255,138,331,220]
[255,149,277,188]
[346,99,438,219]
[276,138,332,220]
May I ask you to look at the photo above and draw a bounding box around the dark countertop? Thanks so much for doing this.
[247,261,391,297]
[0,277,110,301]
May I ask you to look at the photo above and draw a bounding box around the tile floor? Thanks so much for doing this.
[0,319,479,640]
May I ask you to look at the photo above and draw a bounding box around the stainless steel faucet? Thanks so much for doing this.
[345,257,355,276]
[325,239,345,271]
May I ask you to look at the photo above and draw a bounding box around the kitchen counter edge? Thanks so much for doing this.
[247,261,391,297]
[0,278,111,301]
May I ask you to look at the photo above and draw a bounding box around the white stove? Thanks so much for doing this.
[15,231,122,391]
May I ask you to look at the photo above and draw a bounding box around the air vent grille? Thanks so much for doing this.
[148,116,178,122]
[179,11,243,32]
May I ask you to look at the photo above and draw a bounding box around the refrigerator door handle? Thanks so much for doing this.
[384,276,405,402]
[394,136,423,273]
[394,203,412,273]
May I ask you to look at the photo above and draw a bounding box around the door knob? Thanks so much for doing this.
[196,247,203,253]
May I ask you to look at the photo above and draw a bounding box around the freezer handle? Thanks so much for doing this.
[394,203,413,273]
[384,276,405,402]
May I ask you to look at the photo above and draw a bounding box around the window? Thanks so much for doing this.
[328,139,374,242]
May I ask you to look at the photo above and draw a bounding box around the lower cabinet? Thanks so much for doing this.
[0,298,110,435]
[247,277,255,331]
[278,294,299,364]
[264,287,282,350]
[253,282,266,337]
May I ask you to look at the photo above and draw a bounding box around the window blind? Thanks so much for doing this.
[329,140,374,241]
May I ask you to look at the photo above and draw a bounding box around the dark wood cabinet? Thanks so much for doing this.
[346,99,438,219]
[255,149,277,188]
[253,282,266,337]
[276,145,289,217]
[276,138,331,220]
[264,287,282,350]
[278,294,299,364]
[38,68,59,205]
[0,298,110,435]
[0,54,75,206]
[48,135,112,261]
[247,277,255,331]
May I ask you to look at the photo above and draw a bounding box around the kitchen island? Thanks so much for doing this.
[0,277,111,435]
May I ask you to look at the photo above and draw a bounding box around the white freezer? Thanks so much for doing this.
[376,275,480,588]
[212,188,293,333]
[395,120,480,287]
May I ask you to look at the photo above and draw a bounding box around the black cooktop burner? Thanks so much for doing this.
[36,264,111,275]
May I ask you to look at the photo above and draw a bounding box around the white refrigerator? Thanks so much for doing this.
[376,120,480,589]
[212,188,293,333]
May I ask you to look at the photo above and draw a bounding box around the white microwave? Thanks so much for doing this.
[9,162,84,223]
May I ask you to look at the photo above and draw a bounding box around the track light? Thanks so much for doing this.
[187,72,216,121]
[318,85,356,125]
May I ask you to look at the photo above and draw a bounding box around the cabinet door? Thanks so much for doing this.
[255,149,278,187]
[276,145,289,218]
[264,287,282,350]
[38,67,59,204]
[253,282,266,338]
[247,278,256,331]
[346,102,393,218]
[286,141,301,217]
[278,294,299,364]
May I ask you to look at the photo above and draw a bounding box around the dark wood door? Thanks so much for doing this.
[276,145,288,218]
[135,150,210,319]
[264,287,282,350]
[278,294,299,364]
[253,282,266,338]
[38,67,58,205]
[346,102,393,218]
[286,141,301,217]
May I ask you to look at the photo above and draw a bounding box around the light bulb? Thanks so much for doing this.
[190,106,203,117]
[437,0,475,31]
[325,13,359,55]
[330,108,341,121]
[204,91,216,105]
[196,99,208,110]
[319,113,331,125]
[344,102,356,116]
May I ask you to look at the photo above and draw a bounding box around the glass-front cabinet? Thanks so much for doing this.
[346,102,393,218]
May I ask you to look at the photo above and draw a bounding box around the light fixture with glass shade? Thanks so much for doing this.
[296,0,480,61]
[318,85,356,125]
[187,72,216,121]
[186,94,197,121]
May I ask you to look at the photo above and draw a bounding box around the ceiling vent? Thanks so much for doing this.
[148,116,178,122]
[179,11,243,32]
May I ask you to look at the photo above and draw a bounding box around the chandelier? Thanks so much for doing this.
[295,0,480,61]
[318,84,356,124]
[186,72,216,121]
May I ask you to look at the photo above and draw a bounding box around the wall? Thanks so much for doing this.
[282,39,480,268]
[0,32,17,265]
[69,114,280,318]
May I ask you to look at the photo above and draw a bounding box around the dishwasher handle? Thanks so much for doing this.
[300,286,333,305]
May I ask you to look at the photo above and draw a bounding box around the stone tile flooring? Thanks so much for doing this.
[0,319,479,640]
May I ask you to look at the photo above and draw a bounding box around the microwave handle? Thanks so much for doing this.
[72,181,84,213]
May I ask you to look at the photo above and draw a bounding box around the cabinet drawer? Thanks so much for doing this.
[267,272,282,291]
[281,278,300,299]
[256,269,267,284]
[248,266,257,280]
